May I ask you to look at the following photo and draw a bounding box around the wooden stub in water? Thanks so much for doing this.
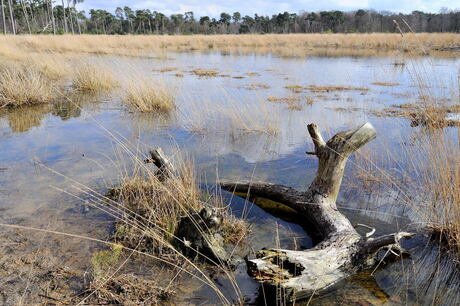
[145,148,176,180]
[220,122,413,301]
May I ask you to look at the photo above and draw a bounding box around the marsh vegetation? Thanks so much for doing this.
[0,33,459,305]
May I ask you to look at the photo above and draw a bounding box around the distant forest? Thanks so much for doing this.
[1,1,459,35]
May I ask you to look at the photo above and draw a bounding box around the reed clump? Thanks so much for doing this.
[285,84,304,93]
[267,95,303,110]
[372,103,460,128]
[109,160,249,255]
[267,96,300,103]
[73,63,118,92]
[191,69,219,77]
[123,78,175,113]
[371,81,400,87]
[411,130,460,257]
[154,67,177,73]
[111,172,201,252]
[304,85,369,93]
[0,66,57,107]
[239,83,270,90]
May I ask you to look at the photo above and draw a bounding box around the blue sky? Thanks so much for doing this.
[77,0,459,17]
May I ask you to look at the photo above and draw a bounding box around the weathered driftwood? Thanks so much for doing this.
[144,148,177,180]
[220,123,413,301]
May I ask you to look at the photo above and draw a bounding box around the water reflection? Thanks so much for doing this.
[0,91,106,134]
[5,104,52,133]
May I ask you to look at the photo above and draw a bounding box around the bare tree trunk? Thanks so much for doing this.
[19,0,31,34]
[77,14,81,34]
[61,0,67,32]
[28,2,36,30]
[220,122,413,301]
[44,0,50,29]
[7,0,14,35]
[1,0,6,34]
[49,0,56,34]
[67,0,74,34]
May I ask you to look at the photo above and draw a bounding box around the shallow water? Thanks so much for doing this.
[0,52,459,304]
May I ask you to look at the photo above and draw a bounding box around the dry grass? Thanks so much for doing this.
[73,63,118,92]
[285,84,304,93]
[123,77,176,113]
[372,103,460,128]
[109,159,249,255]
[361,56,460,260]
[416,132,460,255]
[284,84,369,93]
[87,273,174,305]
[111,172,202,252]
[267,96,300,103]
[1,34,459,58]
[221,215,250,245]
[372,82,400,87]
[0,65,57,107]
[304,85,369,93]
[154,67,177,73]
[191,69,219,77]
[239,83,270,90]
[27,53,72,81]
[267,95,303,110]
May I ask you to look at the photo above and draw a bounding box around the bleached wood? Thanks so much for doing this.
[221,122,412,301]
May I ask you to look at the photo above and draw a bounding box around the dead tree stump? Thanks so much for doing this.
[220,122,413,301]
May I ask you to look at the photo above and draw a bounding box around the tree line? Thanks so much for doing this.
[1,1,459,35]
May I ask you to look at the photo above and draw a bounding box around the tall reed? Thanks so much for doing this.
[123,77,175,113]
[73,63,118,92]
[0,65,57,107]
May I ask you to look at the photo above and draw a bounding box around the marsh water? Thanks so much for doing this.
[1,52,459,304]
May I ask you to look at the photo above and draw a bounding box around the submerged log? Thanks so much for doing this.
[220,122,413,301]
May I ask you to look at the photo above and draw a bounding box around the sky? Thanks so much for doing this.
[77,0,459,17]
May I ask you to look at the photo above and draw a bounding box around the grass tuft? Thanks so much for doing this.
[109,158,249,256]
[0,66,57,107]
[191,69,218,77]
[123,78,176,113]
[73,63,118,93]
